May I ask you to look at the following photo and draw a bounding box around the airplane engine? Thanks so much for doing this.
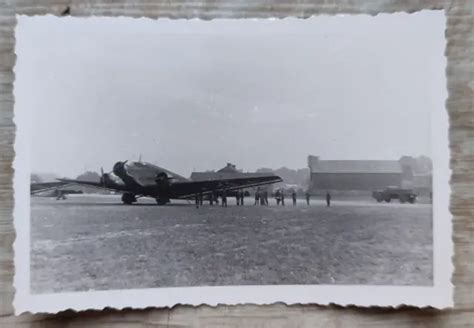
[113,161,127,177]
[155,172,171,204]
[155,172,171,191]
[155,172,170,184]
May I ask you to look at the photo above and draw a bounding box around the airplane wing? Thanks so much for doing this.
[30,181,72,195]
[56,179,124,192]
[172,175,283,199]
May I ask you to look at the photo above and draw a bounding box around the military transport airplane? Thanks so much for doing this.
[58,160,282,205]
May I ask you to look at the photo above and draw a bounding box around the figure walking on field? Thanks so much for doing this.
[255,188,261,205]
[326,191,331,207]
[292,190,297,206]
[305,191,310,205]
[222,190,228,207]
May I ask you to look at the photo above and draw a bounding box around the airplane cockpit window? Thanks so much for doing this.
[131,162,146,167]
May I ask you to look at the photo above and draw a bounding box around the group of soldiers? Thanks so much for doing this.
[254,189,269,205]
[269,189,330,206]
[256,188,289,206]
[195,190,244,208]
[194,188,332,208]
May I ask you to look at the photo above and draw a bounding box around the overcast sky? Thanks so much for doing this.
[15,11,445,178]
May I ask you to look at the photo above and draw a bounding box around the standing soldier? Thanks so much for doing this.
[305,191,310,205]
[235,193,240,206]
[222,190,228,207]
[264,190,269,205]
[326,191,331,207]
[292,190,297,206]
[239,190,245,206]
[255,188,260,205]
[281,189,285,206]
[275,189,281,206]
[55,190,67,200]
[195,193,200,208]
[199,191,204,206]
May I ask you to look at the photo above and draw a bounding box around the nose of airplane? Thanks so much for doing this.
[113,161,127,177]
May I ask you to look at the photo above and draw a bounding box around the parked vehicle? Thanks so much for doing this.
[372,187,417,204]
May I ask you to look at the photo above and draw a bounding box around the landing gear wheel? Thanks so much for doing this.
[122,193,136,205]
[156,198,169,205]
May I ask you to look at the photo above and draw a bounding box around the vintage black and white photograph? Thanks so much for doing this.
[13,11,452,312]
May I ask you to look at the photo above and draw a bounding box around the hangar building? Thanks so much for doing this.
[307,155,404,194]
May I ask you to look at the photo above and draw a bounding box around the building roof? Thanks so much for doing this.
[308,157,402,174]
[191,163,257,181]
[217,163,241,173]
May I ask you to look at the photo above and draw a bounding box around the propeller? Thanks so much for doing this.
[99,167,106,186]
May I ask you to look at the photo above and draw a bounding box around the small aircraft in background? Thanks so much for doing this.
[58,160,282,205]
[31,181,69,194]
[30,181,82,200]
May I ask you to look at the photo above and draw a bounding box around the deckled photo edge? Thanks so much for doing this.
[12,10,453,314]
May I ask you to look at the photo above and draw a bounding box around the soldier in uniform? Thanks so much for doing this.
[281,189,285,206]
[239,190,245,206]
[222,190,227,207]
[55,190,67,200]
[255,188,260,205]
[264,190,269,205]
[305,191,310,205]
[326,191,331,207]
[292,190,297,206]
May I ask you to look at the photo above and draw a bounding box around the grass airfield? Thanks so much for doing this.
[30,194,433,293]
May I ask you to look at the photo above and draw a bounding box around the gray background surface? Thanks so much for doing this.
[1,0,472,327]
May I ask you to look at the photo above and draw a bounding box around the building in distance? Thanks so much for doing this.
[190,163,273,182]
[307,155,432,196]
